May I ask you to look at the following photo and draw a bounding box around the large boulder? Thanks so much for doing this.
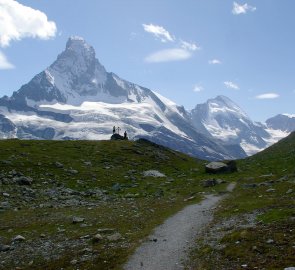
[205,160,237,174]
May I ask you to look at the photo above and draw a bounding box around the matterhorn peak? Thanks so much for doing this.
[49,36,105,79]
[65,36,94,55]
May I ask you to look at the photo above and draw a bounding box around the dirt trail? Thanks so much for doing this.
[124,182,236,270]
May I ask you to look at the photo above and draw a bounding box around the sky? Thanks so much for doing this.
[0,0,294,122]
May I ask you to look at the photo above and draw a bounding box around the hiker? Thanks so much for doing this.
[117,127,121,135]
[124,131,128,140]
[113,126,116,134]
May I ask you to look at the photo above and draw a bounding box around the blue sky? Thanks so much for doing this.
[0,0,294,121]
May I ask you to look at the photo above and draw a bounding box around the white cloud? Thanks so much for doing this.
[142,23,174,43]
[255,93,280,99]
[232,2,256,15]
[0,0,57,47]
[193,84,203,92]
[145,49,192,63]
[180,40,200,51]
[142,23,200,63]
[0,51,14,69]
[209,59,221,65]
[224,81,239,90]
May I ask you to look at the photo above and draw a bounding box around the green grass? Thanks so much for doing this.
[188,132,295,270]
[1,133,295,269]
[0,138,229,269]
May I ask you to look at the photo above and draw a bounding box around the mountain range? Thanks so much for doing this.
[0,37,293,160]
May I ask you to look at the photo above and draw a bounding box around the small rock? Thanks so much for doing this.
[266,239,274,244]
[70,259,78,265]
[184,196,195,202]
[2,193,10,197]
[266,188,275,192]
[68,169,78,175]
[84,161,92,166]
[15,176,33,185]
[72,216,85,224]
[112,183,121,192]
[54,162,64,168]
[12,235,26,242]
[0,201,10,209]
[92,234,103,243]
[286,189,293,194]
[143,170,166,178]
[284,268,295,270]
[0,244,10,252]
[202,179,217,187]
[107,233,122,241]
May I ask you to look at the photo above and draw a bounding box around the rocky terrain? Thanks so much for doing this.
[0,134,294,269]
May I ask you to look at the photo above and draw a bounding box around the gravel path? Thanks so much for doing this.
[124,183,236,270]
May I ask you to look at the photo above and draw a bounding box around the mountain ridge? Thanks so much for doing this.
[0,36,292,159]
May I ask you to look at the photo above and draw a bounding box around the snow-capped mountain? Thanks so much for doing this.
[189,95,273,156]
[266,114,295,133]
[0,37,243,160]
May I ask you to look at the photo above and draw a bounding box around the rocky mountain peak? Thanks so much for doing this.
[65,36,95,58]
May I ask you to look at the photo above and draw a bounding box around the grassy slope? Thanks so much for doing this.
[0,139,229,270]
[188,132,295,269]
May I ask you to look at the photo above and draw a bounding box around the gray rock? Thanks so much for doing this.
[92,234,103,243]
[0,244,10,252]
[205,161,237,174]
[266,239,274,244]
[84,161,92,166]
[70,259,78,265]
[12,235,25,242]
[202,179,217,187]
[107,233,122,241]
[15,176,33,185]
[0,201,10,209]
[68,169,79,175]
[55,162,64,168]
[112,183,121,192]
[143,170,166,178]
[72,216,85,224]
[286,189,293,194]
[266,188,275,192]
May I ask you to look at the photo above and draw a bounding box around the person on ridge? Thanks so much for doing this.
[124,131,128,140]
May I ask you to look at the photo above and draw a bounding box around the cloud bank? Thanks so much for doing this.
[0,0,57,47]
